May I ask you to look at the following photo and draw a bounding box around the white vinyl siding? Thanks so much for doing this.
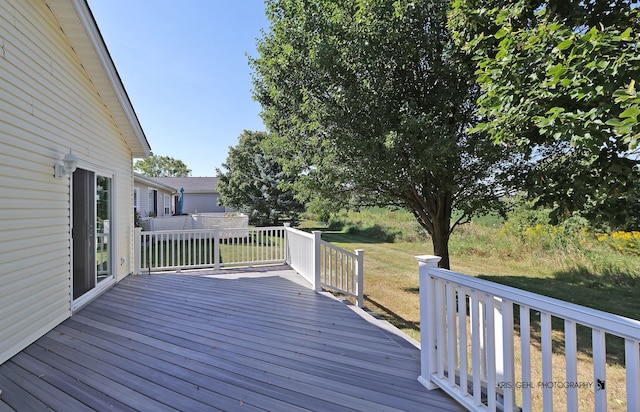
[137,186,151,217]
[0,1,136,364]
[133,181,174,217]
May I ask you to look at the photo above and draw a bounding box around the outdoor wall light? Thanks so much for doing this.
[54,150,79,178]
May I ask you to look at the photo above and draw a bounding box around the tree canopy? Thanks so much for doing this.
[449,0,640,229]
[216,130,305,226]
[251,0,521,268]
[134,155,191,177]
[450,0,639,151]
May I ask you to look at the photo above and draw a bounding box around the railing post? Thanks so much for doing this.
[355,249,364,308]
[625,339,640,412]
[416,255,442,390]
[214,226,220,270]
[134,227,142,274]
[283,223,291,264]
[312,231,322,292]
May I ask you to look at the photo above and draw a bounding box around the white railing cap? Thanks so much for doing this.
[428,267,640,342]
[415,255,442,265]
[285,226,316,239]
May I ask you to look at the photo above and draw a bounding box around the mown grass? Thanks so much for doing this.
[300,207,640,411]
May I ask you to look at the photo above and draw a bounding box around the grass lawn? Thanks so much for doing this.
[299,208,640,411]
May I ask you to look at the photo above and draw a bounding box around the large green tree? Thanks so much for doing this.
[449,0,640,229]
[216,130,305,226]
[251,0,520,268]
[134,155,191,177]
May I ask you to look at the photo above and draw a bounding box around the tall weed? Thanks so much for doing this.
[307,206,639,281]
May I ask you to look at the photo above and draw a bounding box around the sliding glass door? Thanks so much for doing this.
[72,168,113,301]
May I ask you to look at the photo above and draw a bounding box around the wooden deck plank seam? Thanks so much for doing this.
[97,289,395,345]
[59,318,431,404]
[78,302,420,379]
[87,295,418,363]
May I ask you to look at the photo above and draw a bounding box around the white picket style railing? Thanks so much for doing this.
[136,225,364,307]
[284,227,364,307]
[220,227,286,267]
[417,255,640,412]
[320,239,364,308]
[138,226,286,272]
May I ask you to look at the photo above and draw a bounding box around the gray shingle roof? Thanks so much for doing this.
[149,177,218,193]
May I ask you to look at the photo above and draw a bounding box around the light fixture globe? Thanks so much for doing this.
[62,150,78,174]
[54,150,79,178]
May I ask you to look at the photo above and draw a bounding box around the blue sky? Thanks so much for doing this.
[87,1,270,176]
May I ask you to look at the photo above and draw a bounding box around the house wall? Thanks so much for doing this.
[133,182,173,217]
[0,1,136,364]
[183,193,225,214]
[138,185,151,216]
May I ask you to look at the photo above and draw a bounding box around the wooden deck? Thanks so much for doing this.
[0,265,463,411]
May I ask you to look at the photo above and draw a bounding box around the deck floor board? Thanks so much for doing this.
[0,266,463,411]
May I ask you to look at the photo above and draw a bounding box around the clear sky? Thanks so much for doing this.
[87,1,270,177]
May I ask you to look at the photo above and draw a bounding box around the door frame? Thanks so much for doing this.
[71,161,118,313]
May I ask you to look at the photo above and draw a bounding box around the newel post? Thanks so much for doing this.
[312,231,322,292]
[416,255,442,390]
[213,226,221,270]
[283,223,291,264]
[134,227,142,275]
[355,249,364,308]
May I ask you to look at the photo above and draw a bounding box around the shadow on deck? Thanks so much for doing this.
[0,265,463,411]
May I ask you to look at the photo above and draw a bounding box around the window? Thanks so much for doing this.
[164,194,171,215]
[134,187,140,210]
[148,189,157,216]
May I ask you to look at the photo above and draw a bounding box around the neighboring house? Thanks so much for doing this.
[149,177,226,214]
[133,173,177,217]
[0,0,151,365]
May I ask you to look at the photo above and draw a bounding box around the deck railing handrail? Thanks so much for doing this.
[136,225,364,307]
[417,255,640,412]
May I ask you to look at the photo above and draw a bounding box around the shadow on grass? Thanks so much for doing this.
[315,229,397,244]
[477,271,640,367]
[364,295,421,333]
[554,265,640,290]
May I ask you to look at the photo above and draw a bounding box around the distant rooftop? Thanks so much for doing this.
[149,176,218,193]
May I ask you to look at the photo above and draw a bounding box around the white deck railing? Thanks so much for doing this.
[320,239,364,308]
[417,255,640,412]
[284,227,364,307]
[138,226,286,272]
[220,227,286,267]
[136,225,364,307]
[284,227,316,285]
[96,230,109,277]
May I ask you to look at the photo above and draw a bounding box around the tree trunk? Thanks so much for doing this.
[431,220,451,269]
